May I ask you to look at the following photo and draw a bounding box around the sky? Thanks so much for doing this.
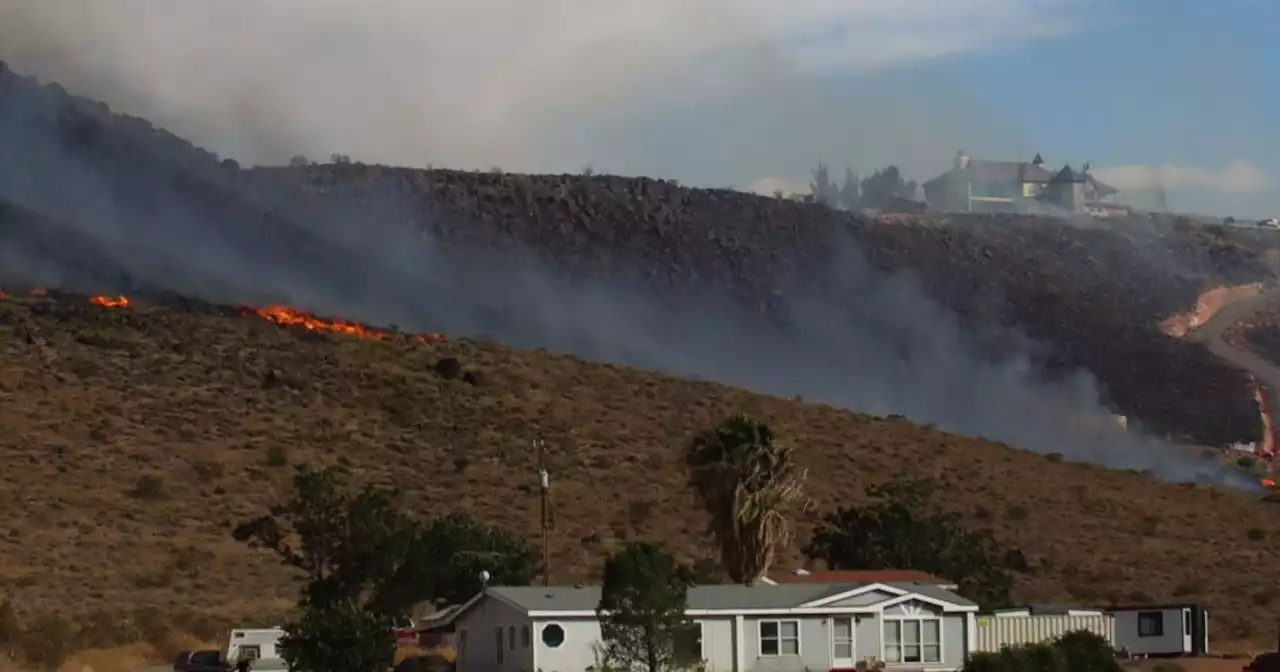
[0,0,1275,218]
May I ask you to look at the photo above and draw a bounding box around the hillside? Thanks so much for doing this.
[0,59,1278,453]
[2,292,1280,643]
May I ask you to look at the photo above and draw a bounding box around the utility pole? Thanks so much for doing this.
[536,439,552,587]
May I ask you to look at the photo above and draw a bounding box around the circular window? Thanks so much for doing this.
[541,623,566,648]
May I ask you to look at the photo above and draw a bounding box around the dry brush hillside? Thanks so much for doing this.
[2,293,1280,643]
[2,58,1280,448]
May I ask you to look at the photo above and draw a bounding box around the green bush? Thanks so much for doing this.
[964,629,1117,672]
[1055,629,1120,672]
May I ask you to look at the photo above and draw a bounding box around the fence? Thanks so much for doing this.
[974,614,1115,653]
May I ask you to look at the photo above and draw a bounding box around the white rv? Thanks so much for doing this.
[227,628,287,669]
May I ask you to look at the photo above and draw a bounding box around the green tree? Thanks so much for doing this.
[383,512,540,611]
[860,165,918,208]
[839,167,861,210]
[804,476,1014,608]
[278,599,396,672]
[597,541,701,672]
[686,415,809,584]
[233,465,537,615]
[809,162,839,207]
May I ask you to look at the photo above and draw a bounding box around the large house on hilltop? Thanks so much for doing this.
[922,151,1121,215]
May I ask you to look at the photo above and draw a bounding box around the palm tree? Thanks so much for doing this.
[686,415,809,584]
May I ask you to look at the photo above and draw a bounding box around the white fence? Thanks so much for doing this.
[974,615,1115,653]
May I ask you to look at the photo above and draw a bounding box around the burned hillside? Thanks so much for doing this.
[0,58,1275,451]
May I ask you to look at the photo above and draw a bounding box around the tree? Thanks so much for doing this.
[809,163,840,207]
[860,166,918,208]
[596,542,701,672]
[804,476,1014,608]
[288,155,311,167]
[1053,630,1120,672]
[839,167,861,210]
[233,465,537,615]
[278,599,396,672]
[388,512,540,611]
[686,415,809,584]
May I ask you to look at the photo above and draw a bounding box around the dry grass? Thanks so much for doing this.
[3,293,1280,649]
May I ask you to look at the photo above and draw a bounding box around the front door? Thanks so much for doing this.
[831,617,855,669]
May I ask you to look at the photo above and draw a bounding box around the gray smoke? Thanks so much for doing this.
[0,69,1263,492]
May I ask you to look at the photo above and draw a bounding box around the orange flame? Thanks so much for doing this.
[245,304,444,344]
[1262,478,1276,489]
[90,295,130,308]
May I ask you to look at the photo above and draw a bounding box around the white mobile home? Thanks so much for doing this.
[435,581,980,672]
[1110,604,1208,657]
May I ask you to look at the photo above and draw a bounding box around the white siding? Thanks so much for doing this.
[531,616,737,672]
[1113,608,1190,656]
[456,597,534,672]
[974,615,1114,653]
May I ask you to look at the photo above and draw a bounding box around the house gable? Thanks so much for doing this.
[882,599,944,618]
[812,589,902,608]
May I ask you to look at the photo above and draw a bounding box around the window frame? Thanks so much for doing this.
[757,619,801,657]
[522,624,531,648]
[882,616,942,664]
[1138,611,1164,638]
[496,627,505,664]
[541,622,567,649]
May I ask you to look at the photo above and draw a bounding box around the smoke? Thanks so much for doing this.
[0,0,1083,183]
[0,9,1264,492]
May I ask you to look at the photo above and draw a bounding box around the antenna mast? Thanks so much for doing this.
[536,439,551,586]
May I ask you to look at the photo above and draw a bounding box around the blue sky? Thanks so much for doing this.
[0,0,1275,217]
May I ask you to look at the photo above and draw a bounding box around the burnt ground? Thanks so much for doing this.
[2,293,1280,645]
[1,57,1278,445]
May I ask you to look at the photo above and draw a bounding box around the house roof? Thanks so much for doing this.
[923,160,1054,188]
[484,580,977,614]
[763,569,955,587]
[1085,175,1119,195]
[1050,165,1087,184]
[991,604,1104,616]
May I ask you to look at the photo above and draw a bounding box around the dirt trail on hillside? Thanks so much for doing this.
[1185,286,1280,449]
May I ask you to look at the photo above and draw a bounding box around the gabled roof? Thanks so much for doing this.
[1050,165,1087,184]
[456,580,978,619]
[923,160,1054,188]
[762,569,956,589]
[1085,174,1118,196]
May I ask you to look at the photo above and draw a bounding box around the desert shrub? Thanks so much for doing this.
[20,614,76,669]
[1247,527,1266,541]
[131,474,166,500]
[266,444,289,467]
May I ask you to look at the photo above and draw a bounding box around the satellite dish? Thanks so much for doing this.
[479,569,491,585]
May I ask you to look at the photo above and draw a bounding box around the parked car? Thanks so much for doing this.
[174,649,230,672]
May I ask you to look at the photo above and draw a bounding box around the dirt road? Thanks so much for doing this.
[1187,288,1280,394]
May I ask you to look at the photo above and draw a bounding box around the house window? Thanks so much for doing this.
[459,630,468,659]
[759,620,799,656]
[1184,610,1191,636]
[884,618,941,664]
[677,621,704,661]
[542,623,566,648]
[522,625,531,648]
[508,625,516,651]
[1138,612,1164,637]
[496,627,505,664]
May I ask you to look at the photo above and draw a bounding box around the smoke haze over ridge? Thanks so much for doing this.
[0,8,1267,491]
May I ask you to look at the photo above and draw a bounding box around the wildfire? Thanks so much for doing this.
[244,304,443,344]
[90,295,130,308]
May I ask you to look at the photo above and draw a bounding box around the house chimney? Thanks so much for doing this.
[954,150,970,170]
